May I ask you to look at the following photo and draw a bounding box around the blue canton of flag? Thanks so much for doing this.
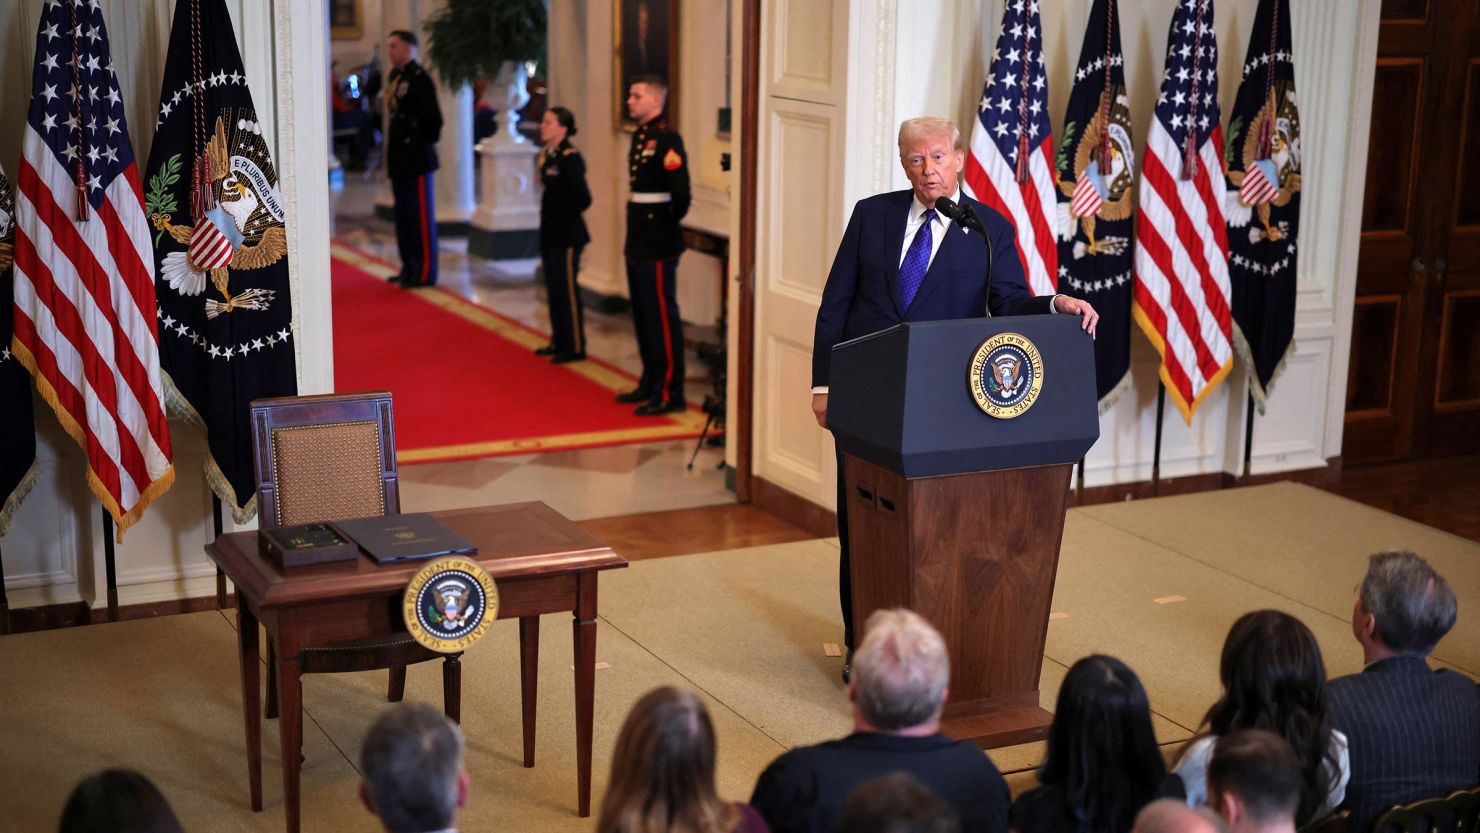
[1155,0,1223,177]
[964,0,1059,296]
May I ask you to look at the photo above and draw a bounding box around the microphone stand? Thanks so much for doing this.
[938,197,994,316]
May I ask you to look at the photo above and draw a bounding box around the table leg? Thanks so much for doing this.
[443,655,461,724]
[265,640,278,720]
[573,574,597,818]
[235,592,262,812]
[520,615,540,767]
[276,645,303,833]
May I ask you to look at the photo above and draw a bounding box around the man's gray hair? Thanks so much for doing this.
[1360,550,1457,655]
[853,609,950,730]
[1133,798,1230,833]
[360,703,464,833]
[898,117,962,154]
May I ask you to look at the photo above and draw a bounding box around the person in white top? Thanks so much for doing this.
[1174,610,1349,827]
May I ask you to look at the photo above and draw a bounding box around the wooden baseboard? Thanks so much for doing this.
[752,460,1339,529]
[750,476,837,539]
[2,594,235,637]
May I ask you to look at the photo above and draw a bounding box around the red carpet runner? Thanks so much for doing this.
[331,243,704,463]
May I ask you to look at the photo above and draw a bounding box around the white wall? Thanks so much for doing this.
[0,0,333,611]
[745,0,1379,511]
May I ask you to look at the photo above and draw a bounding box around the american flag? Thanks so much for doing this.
[1132,0,1234,424]
[11,0,175,538]
[964,0,1058,297]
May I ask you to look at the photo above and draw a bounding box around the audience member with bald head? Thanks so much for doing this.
[1133,799,1229,833]
[1327,550,1479,833]
[750,609,1009,833]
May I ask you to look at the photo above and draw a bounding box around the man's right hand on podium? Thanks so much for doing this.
[812,393,828,429]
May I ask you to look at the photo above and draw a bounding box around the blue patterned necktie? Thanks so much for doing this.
[898,208,937,310]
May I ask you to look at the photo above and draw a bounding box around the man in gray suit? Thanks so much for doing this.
[1327,551,1479,833]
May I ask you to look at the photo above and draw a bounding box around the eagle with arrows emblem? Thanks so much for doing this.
[150,114,285,319]
[1056,86,1135,260]
[1226,82,1301,246]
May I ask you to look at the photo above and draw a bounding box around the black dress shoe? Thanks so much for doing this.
[634,399,685,416]
[550,351,586,364]
[534,344,557,356]
[842,648,854,684]
[388,274,406,286]
[615,388,653,404]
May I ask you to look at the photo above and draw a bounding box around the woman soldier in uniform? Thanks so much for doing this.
[535,106,593,363]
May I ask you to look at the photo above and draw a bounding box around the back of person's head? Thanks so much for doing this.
[1359,550,1457,656]
[1208,729,1302,832]
[596,686,738,833]
[1041,655,1166,833]
[836,772,961,833]
[1204,610,1335,826]
[359,703,466,833]
[852,609,951,731]
[58,769,184,833]
[1133,799,1230,833]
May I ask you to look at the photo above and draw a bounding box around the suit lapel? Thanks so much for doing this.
[884,194,910,319]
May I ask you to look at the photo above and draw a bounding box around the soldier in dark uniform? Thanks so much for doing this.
[535,106,593,363]
[384,29,443,287]
[619,75,690,416]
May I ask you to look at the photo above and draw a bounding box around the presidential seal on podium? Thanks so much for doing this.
[968,332,1045,419]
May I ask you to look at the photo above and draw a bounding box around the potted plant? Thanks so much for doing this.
[423,0,547,142]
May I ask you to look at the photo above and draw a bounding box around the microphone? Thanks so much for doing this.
[934,195,984,234]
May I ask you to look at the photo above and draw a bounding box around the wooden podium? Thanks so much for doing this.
[830,316,1099,749]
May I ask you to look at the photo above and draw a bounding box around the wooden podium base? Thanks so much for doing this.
[845,456,1072,749]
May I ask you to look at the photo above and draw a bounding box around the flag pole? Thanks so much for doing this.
[1076,457,1086,506]
[102,509,118,621]
[1241,385,1256,486]
[212,496,226,608]
[1151,385,1166,497]
[0,542,10,635]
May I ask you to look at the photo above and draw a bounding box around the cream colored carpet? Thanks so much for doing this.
[1,483,1475,833]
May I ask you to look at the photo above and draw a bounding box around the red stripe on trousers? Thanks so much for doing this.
[655,260,674,397]
[417,174,431,284]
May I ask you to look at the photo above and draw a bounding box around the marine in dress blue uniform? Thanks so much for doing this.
[385,30,442,287]
[536,108,593,362]
[620,76,690,416]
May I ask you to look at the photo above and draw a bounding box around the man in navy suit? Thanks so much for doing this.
[811,117,1099,679]
[1327,551,1479,833]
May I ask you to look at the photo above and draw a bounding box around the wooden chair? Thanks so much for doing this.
[1300,810,1351,833]
[1371,786,1480,833]
[250,391,461,722]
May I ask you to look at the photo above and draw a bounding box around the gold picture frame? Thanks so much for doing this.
[330,0,363,41]
[614,0,679,130]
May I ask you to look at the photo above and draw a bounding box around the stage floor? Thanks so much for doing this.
[2,482,1475,833]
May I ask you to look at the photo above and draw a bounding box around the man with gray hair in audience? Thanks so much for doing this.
[359,703,470,833]
[749,608,1010,833]
[1328,550,1479,833]
[1133,799,1229,833]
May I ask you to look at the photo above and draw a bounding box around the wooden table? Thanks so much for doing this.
[206,502,627,833]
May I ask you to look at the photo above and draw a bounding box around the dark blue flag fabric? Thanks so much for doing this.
[1226,0,1300,411]
[0,163,38,536]
[146,0,297,521]
[1054,0,1135,410]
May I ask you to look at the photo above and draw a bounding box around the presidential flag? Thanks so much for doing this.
[0,164,38,537]
[1054,0,1135,411]
[1226,0,1301,411]
[1132,0,1234,424]
[12,0,175,538]
[146,0,297,522]
[964,0,1058,296]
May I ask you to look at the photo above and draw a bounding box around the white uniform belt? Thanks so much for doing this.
[629,192,672,204]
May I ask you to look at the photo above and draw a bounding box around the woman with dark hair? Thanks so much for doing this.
[1174,610,1349,825]
[535,105,593,363]
[58,769,185,833]
[597,686,769,833]
[1009,655,1183,833]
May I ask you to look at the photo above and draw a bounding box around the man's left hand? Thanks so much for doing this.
[1053,295,1099,339]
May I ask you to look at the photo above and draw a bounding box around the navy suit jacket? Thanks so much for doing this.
[812,189,1052,388]
[1327,655,1480,833]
